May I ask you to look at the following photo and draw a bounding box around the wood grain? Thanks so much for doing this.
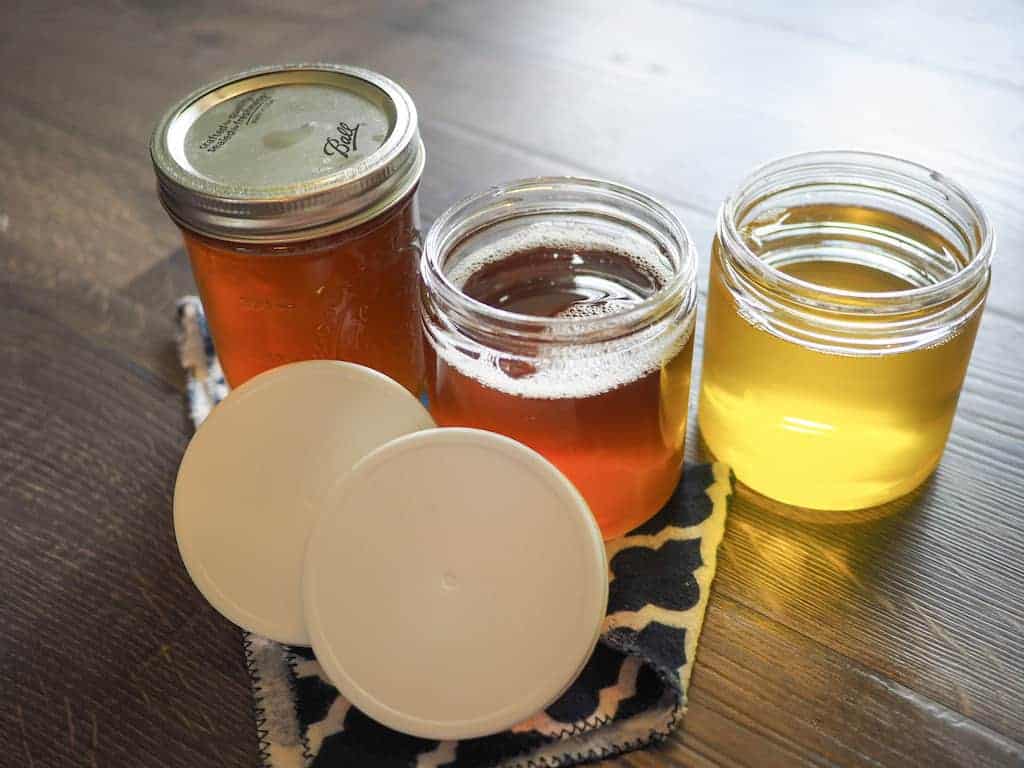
[1,1,1022,766]
[0,281,257,767]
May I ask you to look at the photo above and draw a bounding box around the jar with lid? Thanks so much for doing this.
[151,64,426,392]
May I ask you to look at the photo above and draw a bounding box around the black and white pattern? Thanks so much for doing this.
[176,296,731,768]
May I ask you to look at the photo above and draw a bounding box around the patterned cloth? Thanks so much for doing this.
[176,296,731,768]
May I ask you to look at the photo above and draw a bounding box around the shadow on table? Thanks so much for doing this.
[702,439,941,615]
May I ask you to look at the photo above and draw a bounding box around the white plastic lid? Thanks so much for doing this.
[173,361,435,645]
[303,428,608,740]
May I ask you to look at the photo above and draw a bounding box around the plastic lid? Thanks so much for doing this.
[303,428,608,740]
[173,361,435,645]
[150,63,425,242]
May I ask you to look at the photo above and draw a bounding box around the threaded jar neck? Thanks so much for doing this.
[421,177,697,345]
[715,150,994,354]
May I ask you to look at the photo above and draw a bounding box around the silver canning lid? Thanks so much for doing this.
[150,64,425,242]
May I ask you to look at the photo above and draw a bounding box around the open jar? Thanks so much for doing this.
[699,150,994,513]
[150,64,426,391]
[420,178,699,539]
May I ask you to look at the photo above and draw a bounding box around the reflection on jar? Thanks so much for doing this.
[181,192,423,392]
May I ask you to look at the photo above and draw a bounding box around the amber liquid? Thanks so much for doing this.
[699,205,983,511]
[427,245,694,539]
[183,192,424,392]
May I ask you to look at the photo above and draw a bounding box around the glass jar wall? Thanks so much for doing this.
[699,151,993,512]
[421,177,699,538]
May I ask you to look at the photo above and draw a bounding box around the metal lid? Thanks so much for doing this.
[303,428,608,739]
[150,64,425,242]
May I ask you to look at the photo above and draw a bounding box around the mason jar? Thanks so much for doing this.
[420,177,699,539]
[699,150,994,513]
[151,64,426,392]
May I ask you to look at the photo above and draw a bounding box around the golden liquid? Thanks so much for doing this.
[699,206,983,511]
[183,192,423,391]
[427,244,693,540]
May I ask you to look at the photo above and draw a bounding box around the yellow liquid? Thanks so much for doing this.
[699,209,983,511]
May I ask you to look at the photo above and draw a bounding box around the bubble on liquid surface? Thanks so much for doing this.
[431,220,693,400]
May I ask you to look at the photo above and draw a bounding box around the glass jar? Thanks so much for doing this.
[420,178,699,539]
[150,64,426,392]
[699,150,994,513]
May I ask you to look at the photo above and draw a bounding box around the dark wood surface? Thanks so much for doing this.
[1,2,1022,766]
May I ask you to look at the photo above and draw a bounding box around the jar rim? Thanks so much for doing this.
[421,176,698,342]
[717,149,994,314]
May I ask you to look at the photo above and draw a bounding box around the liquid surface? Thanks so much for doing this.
[699,205,982,511]
[185,194,423,392]
[461,244,661,318]
[428,243,694,539]
[743,202,966,288]
[781,260,918,292]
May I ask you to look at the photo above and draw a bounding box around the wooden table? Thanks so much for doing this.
[2,2,1021,766]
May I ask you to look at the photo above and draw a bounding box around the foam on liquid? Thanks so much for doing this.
[430,221,693,400]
